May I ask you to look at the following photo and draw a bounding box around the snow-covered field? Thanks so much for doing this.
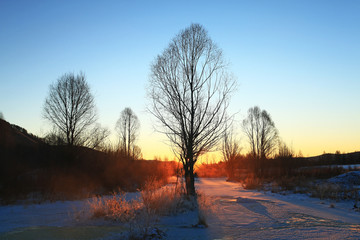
[1,178,360,240]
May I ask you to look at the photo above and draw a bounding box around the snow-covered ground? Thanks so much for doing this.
[193,178,360,240]
[1,178,360,239]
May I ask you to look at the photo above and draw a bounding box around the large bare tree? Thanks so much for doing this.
[43,72,97,147]
[115,107,140,158]
[242,106,278,160]
[148,24,236,195]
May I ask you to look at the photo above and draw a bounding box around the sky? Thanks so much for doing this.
[0,0,359,160]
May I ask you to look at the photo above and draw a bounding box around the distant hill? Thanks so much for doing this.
[0,119,43,148]
[301,151,360,164]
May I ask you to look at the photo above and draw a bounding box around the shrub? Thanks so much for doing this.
[241,175,264,190]
[310,183,342,200]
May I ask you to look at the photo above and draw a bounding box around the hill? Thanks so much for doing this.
[0,119,175,204]
[0,119,43,148]
[299,151,360,166]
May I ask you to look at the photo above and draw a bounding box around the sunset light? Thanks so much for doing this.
[0,1,359,239]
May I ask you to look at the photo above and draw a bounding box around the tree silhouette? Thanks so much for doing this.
[115,107,140,158]
[222,127,242,179]
[242,106,278,160]
[43,72,97,147]
[148,24,236,195]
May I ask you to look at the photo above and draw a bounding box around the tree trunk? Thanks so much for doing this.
[184,163,196,196]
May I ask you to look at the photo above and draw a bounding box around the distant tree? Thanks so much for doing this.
[115,107,140,158]
[297,150,304,158]
[148,23,236,195]
[132,145,142,160]
[0,112,4,120]
[222,127,242,179]
[85,123,110,151]
[242,106,278,160]
[44,130,66,146]
[43,72,97,147]
[276,140,293,159]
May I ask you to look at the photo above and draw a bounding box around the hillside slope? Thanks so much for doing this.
[0,119,43,148]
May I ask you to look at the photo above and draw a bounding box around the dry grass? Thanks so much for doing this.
[87,177,215,238]
[88,191,141,222]
[194,191,216,228]
[88,188,158,239]
[310,183,342,200]
[308,182,359,201]
[140,177,185,216]
[87,177,205,238]
[241,175,264,190]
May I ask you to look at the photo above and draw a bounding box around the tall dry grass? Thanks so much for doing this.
[140,177,185,216]
[87,177,213,238]
[88,191,141,222]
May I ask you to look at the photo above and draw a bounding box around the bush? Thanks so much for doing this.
[310,183,343,200]
[241,175,264,190]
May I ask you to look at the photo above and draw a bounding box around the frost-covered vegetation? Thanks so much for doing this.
[87,178,213,239]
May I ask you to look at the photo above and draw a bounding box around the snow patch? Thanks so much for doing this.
[328,171,360,186]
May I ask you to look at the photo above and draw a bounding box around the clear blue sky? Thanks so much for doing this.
[1,0,359,159]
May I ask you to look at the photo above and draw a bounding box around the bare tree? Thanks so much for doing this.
[148,24,236,195]
[43,72,97,147]
[84,123,110,151]
[44,129,66,146]
[115,107,140,158]
[276,140,293,159]
[222,127,242,180]
[242,106,278,160]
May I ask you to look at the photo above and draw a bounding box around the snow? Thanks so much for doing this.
[1,178,360,239]
[196,178,360,239]
[328,171,360,186]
